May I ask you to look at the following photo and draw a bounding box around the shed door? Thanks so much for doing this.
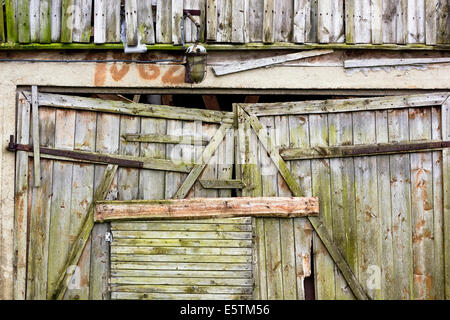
[236,92,450,300]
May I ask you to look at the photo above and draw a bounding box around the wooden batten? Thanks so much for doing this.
[95,197,320,222]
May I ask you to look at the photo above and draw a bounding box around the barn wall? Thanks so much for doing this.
[0,49,449,299]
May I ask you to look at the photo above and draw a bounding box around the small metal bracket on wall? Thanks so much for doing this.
[105,232,113,243]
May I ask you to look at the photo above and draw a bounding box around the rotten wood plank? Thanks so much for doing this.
[198,179,245,189]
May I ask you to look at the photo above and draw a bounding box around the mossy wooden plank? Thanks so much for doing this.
[408,107,435,299]
[328,112,356,300]
[110,254,252,263]
[39,0,52,43]
[51,0,62,42]
[111,222,252,232]
[112,238,253,248]
[111,277,253,286]
[388,108,414,299]
[63,110,96,300]
[353,111,382,300]
[199,179,244,189]
[112,292,252,300]
[17,0,30,43]
[111,262,251,271]
[111,284,253,294]
[112,230,252,240]
[431,106,445,299]
[375,110,395,300]
[111,246,252,256]
[72,0,92,43]
[437,0,450,44]
[5,0,18,42]
[125,0,138,46]
[111,269,252,278]
[441,97,450,299]
[13,93,30,300]
[60,0,74,43]
[137,0,155,44]
[47,110,76,299]
[345,0,355,44]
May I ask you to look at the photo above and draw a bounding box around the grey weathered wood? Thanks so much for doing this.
[216,0,232,42]
[293,0,309,43]
[442,97,450,299]
[213,49,333,76]
[371,0,383,44]
[51,0,62,42]
[263,0,274,43]
[94,0,106,43]
[172,0,183,44]
[138,0,155,44]
[156,0,172,43]
[438,0,450,44]
[407,0,425,43]
[206,0,218,41]
[29,0,40,42]
[330,0,344,43]
[125,0,138,45]
[31,86,41,187]
[344,57,450,68]
[199,179,245,189]
[17,0,30,43]
[231,0,245,43]
[61,0,75,43]
[425,0,438,45]
[345,0,355,44]
[72,0,92,43]
[317,0,331,43]
[106,0,121,42]
[123,133,210,145]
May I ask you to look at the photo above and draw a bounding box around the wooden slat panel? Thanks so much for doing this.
[111,262,251,271]
[111,222,252,231]
[111,269,252,278]
[328,112,356,300]
[51,0,62,42]
[216,0,232,42]
[293,0,309,43]
[72,0,93,43]
[247,0,264,42]
[112,230,252,240]
[442,97,450,299]
[317,0,331,43]
[111,277,253,286]
[111,254,252,263]
[5,0,18,42]
[61,0,75,43]
[17,0,30,43]
[112,238,253,247]
[156,0,172,43]
[206,0,218,41]
[330,0,344,43]
[111,246,252,255]
[306,0,318,42]
[354,0,372,43]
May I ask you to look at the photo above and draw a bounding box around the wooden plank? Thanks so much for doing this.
[112,230,252,240]
[112,238,253,247]
[94,0,106,43]
[345,0,355,44]
[388,108,414,299]
[198,179,244,189]
[106,0,121,42]
[136,0,155,44]
[408,107,434,299]
[231,0,245,43]
[398,0,409,44]
[354,0,371,43]
[47,109,76,299]
[63,110,96,300]
[382,0,399,43]
[217,124,234,198]
[344,57,450,68]
[156,0,172,44]
[213,49,333,76]
[371,0,383,44]
[243,92,449,117]
[305,0,318,42]
[26,106,55,300]
[125,0,138,46]
[165,119,184,199]
[111,284,252,294]
[112,292,252,300]
[293,0,309,43]
[61,0,75,42]
[206,0,218,41]
[73,0,92,43]
[425,0,438,45]
[442,97,450,299]
[438,0,450,43]
[407,0,425,43]
[111,222,252,232]
[96,197,319,222]
[29,0,40,42]
[279,140,450,160]
[246,0,264,42]
[328,112,356,300]
[39,0,52,43]
[111,277,252,286]
[51,0,62,42]
[202,95,221,111]
[111,254,251,263]
[13,94,30,300]
[111,261,251,271]
[0,1,4,42]
[31,92,234,124]
[17,0,30,43]
[317,0,331,43]
[31,86,40,187]
[173,123,232,199]
[330,0,344,43]
[216,0,232,42]
[5,0,18,42]
[263,0,274,43]
[112,246,252,256]
[353,111,382,300]
[275,0,293,42]
[172,0,183,44]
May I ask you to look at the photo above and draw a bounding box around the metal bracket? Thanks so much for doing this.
[105,232,113,243]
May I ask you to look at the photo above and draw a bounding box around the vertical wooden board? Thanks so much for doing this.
[106,0,121,42]
[388,108,413,299]
[14,95,30,300]
[206,0,218,41]
[371,0,383,44]
[182,120,197,198]
[17,0,30,43]
[184,0,204,42]
[61,0,75,42]
[275,115,297,299]
[73,0,93,43]
[139,118,166,200]
[437,0,450,43]
[353,111,382,300]
[345,0,355,44]
[431,107,444,299]
[172,0,183,44]
[216,0,232,42]
[442,97,450,299]
[90,113,120,300]
[137,0,155,44]
[118,116,140,201]
[306,0,318,42]
[0,2,4,42]
[63,111,96,300]
[375,110,395,300]
[408,107,434,299]
[39,0,52,43]
[293,0,309,43]
[5,0,18,42]
[309,113,335,300]
[248,0,264,42]
[47,110,76,298]
[183,0,193,42]
[217,124,234,198]
[51,0,62,42]
[126,0,138,46]
[328,112,356,300]
[29,0,40,42]
[94,0,106,43]
[330,0,344,43]
[354,0,371,43]
[231,0,245,43]
[398,0,408,44]
[156,0,172,43]
[274,0,293,42]
[382,0,399,43]
[263,0,274,43]
[288,113,312,300]
[165,120,184,199]
[317,0,331,43]
[26,106,56,300]
[196,123,219,199]
[425,0,438,45]
[407,0,425,43]
[259,116,282,299]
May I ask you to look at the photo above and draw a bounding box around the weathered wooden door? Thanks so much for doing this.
[235,93,450,300]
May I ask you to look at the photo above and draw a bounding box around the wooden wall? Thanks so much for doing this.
[2,0,449,45]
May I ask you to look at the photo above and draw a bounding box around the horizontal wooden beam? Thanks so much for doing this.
[344,57,450,68]
[95,197,319,222]
[242,93,449,117]
[199,179,245,189]
[122,133,210,145]
[280,140,450,160]
[22,92,234,124]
